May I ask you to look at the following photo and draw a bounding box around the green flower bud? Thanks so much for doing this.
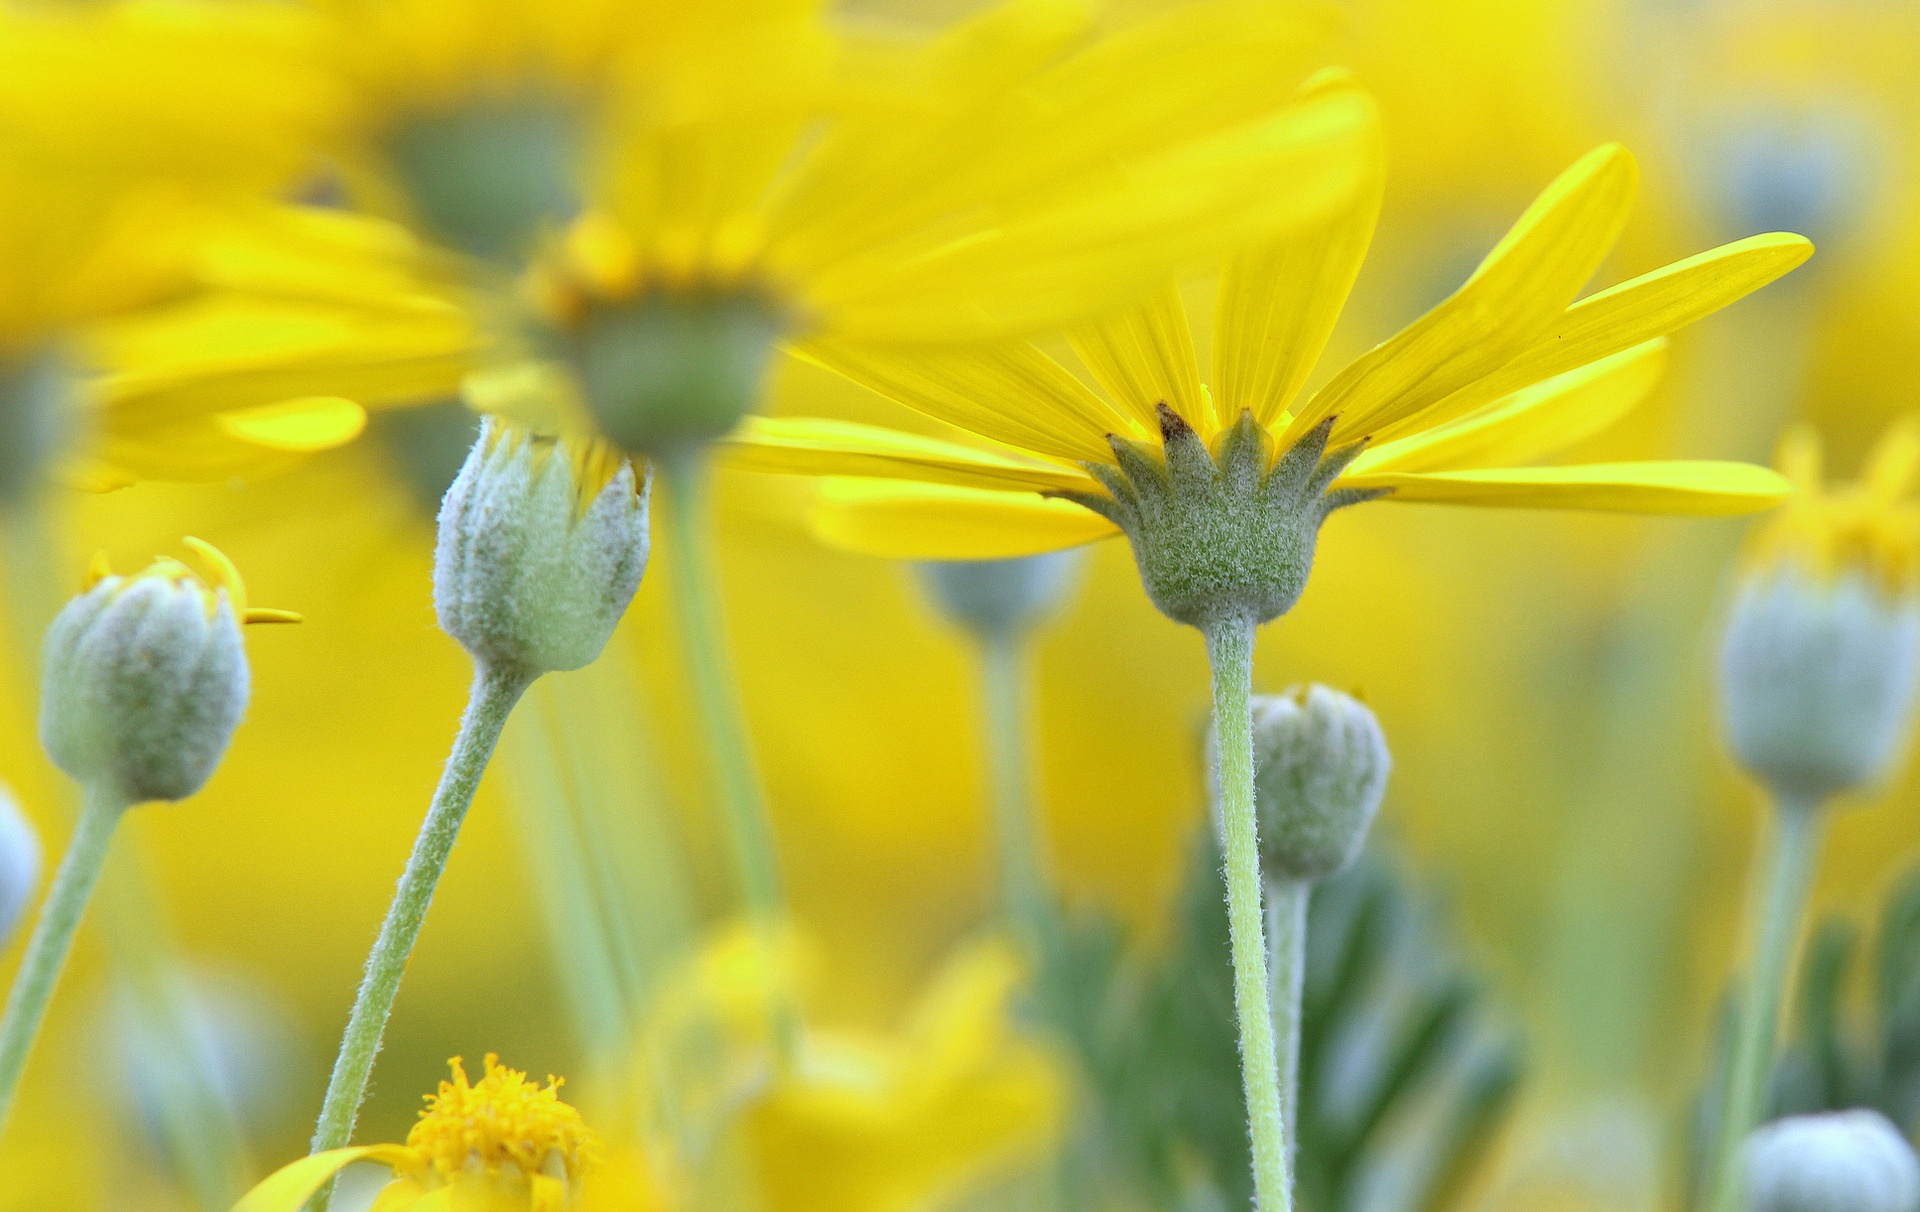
[1061,407,1379,632]
[0,784,39,946]
[1746,1111,1920,1212]
[40,540,297,804]
[385,98,581,265]
[1209,684,1391,883]
[1720,567,1920,802]
[435,419,649,677]
[916,551,1084,638]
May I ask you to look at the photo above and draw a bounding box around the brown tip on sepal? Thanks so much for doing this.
[1156,402,1196,443]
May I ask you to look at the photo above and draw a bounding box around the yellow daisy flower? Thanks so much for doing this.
[718,143,1811,566]
[1748,419,1920,593]
[232,1054,605,1212]
[538,0,1381,455]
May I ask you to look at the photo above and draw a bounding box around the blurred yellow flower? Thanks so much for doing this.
[719,144,1811,558]
[232,1053,605,1212]
[633,923,1064,1212]
[1750,419,1920,593]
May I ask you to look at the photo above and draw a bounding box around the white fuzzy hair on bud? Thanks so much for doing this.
[40,572,249,805]
[435,419,650,677]
[1209,683,1391,884]
[1746,1110,1920,1212]
[1720,567,1920,803]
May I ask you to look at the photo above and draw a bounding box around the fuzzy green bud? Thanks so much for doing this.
[917,551,1084,639]
[1208,684,1391,883]
[40,540,295,804]
[1746,1111,1920,1212]
[0,784,38,947]
[1060,407,1379,632]
[435,419,649,677]
[1720,567,1920,802]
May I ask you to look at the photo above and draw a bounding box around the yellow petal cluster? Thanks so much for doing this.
[1748,420,1920,596]
[718,143,1811,557]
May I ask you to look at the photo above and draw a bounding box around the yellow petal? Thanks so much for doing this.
[1381,232,1815,439]
[810,478,1120,559]
[1865,416,1920,503]
[1294,144,1638,444]
[1354,340,1668,475]
[1212,70,1385,429]
[803,77,1379,344]
[793,339,1134,463]
[232,1146,414,1212]
[214,397,368,452]
[1342,460,1793,515]
[1069,284,1205,432]
[718,416,1090,492]
[1775,424,1822,489]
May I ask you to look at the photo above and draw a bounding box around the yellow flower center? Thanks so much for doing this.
[484,421,638,518]
[403,1054,597,1185]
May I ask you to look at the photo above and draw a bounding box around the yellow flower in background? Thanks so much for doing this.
[720,143,1810,559]
[633,924,1063,1212]
[232,1054,605,1212]
[1750,419,1920,591]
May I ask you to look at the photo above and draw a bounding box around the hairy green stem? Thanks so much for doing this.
[979,628,1058,961]
[1703,792,1824,1212]
[1205,616,1292,1212]
[0,782,124,1127]
[308,661,531,1189]
[1266,876,1310,1163]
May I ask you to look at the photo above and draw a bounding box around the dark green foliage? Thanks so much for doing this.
[1038,832,1522,1212]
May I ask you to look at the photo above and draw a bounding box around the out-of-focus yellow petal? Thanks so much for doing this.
[368,1177,431,1211]
[1382,232,1815,439]
[1774,424,1823,490]
[1864,416,1920,503]
[801,78,1378,344]
[232,1145,415,1212]
[1293,144,1638,444]
[1342,460,1793,514]
[718,417,1090,492]
[1069,284,1205,432]
[792,340,1134,463]
[1355,340,1668,475]
[215,397,369,452]
[810,479,1119,559]
[1212,70,1385,429]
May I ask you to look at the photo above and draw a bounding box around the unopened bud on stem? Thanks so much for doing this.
[1746,1110,1920,1212]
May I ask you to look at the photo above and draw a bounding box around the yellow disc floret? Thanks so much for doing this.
[403,1054,598,1185]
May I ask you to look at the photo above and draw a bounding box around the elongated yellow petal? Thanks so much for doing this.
[1293,144,1637,444]
[1343,460,1792,514]
[215,397,368,452]
[1212,70,1385,429]
[233,1146,414,1212]
[1354,340,1668,475]
[1379,232,1814,440]
[1865,416,1920,503]
[1069,284,1205,432]
[793,339,1134,463]
[718,416,1089,492]
[810,478,1119,558]
[803,77,1378,344]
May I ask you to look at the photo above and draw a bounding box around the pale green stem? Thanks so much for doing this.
[1205,616,1292,1212]
[655,450,784,927]
[1266,876,1310,1165]
[3,500,248,1206]
[0,782,123,1127]
[308,661,531,1186]
[978,628,1057,962]
[1703,792,1824,1212]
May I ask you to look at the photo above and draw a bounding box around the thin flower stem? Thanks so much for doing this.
[1205,615,1292,1212]
[979,628,1058,962]
[308,661,532,1185]
[0,781,124,1128]
[1703,792,1825,1212]
[1266,876,1310,1164]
